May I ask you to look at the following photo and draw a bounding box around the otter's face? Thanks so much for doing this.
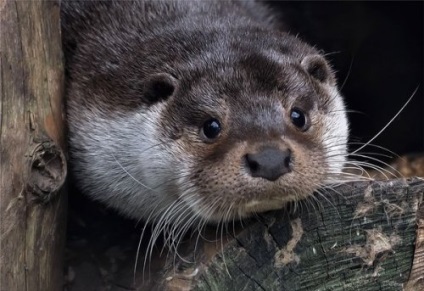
[67,28,348,223]
[158,56,348,222]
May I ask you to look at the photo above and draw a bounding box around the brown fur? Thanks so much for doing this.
[62,0,348,224]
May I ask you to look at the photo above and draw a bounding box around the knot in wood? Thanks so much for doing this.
[27,139,67,203]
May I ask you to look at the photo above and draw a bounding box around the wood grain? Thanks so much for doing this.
[145,179,423,290]
[1,1,67,290]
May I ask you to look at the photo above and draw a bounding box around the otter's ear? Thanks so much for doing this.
[301,55,334,84]
[143,73,178,104]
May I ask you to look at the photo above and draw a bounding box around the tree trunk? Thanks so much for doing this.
[1,1,67,290]
[148,179,423,291]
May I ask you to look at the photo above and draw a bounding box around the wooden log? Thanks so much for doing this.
[405,198,424,291]
[0,1,67,290]
[65,179,423,290]
[146,178,423,290]
[63,180,423,289]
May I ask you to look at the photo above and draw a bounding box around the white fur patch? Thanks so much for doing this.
[69,103,179,221]
[321,86,349,183]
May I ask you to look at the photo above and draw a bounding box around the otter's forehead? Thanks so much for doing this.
[173,50,326,121]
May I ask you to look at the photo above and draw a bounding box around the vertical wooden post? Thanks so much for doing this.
[1,1,67,290]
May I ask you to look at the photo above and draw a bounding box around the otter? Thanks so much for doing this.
[61,1,348,229]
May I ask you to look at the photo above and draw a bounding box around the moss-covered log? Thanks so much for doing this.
[0,1,67,290]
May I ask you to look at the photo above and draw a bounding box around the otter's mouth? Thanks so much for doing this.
[243,199,289,213]
[182,189,305,223]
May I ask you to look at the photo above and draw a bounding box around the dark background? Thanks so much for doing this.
[271,1,423,160]
[65,2,423,289]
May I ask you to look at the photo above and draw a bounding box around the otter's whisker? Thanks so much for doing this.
[352,87,418,154]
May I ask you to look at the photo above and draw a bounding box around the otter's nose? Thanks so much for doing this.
[245,147,292,181]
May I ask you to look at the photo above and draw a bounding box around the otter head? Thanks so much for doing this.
[66,25,348,224]
[159,50,348,222]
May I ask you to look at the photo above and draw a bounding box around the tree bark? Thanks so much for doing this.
[1,1,67,290]
[148,179,423,291]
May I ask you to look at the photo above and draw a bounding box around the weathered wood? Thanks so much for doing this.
[405,198,424,291]
[150,179,423,291]
[0,1,67,290]
[63,180,423,290]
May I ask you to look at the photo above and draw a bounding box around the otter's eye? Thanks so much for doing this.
[202,118,221,140]
[290,108,307,130]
